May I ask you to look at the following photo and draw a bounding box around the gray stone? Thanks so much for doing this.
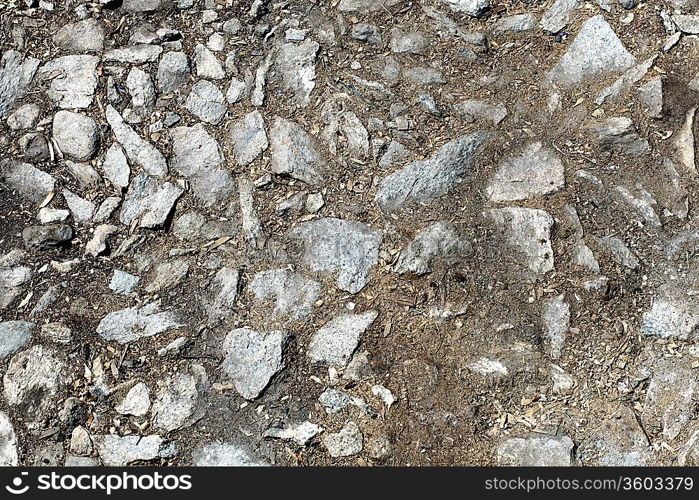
[389,28,429,54]
[251,269,321,323]
[126,67,156,114]
[53,111,99,161]
[54,19,105,53]
[395,222,471,275]
[595,55,656,106]
[276,40,319,107]
[185,80,226,124]
[0,160,55,203]
[119,173,183,229]
[486,141,565,202]
[585,406,650,466]
[229,111,268,166]
[95,435,168,466]
[494,13,537,32]
[38,55,99,109]
[66,161,100,189]
[546,15,635,89]
[375,132,488,212]
[7,103,40,130]
[40,322,72,344]
[238,177,265,249]
[170,124,233,206]
[85,224,118,257]
[3,345,66,427]
[18,133,49,162]
[486,207,555,275]
[323,422,363,457]
[204,267,239,320]
[288,218,382,294]
[637,76,663,119]
[540,0,578,34]
[96,303,182,344]
[344,351,372,381]
[351,23,382,45]
[192,442,268,466]
[263,421,323,446]
[122,0,167,12]
[194,44,225,80]
[226,78,247,103]
[65,456,99,466]
[0,251,31,309]
[543,294,570,359]
[403,67,444,86]
[0,321,33,359]
[93,197,122,224]
[674,108,696,176]
[69,426,93,456]
[269,117,325,184]
[599,235,639,269]
[145,260,189,293]
[221,328,289,400]
[673,15,699,34]
[63,189,96,224]
[106,105,167,178]
[497,435,575,466]
[442,0,490,17]
[338,0,402,12]
[153,365,208,431]
[0,50,40,117]
[109,270,140,295]
[22,224,73,251]
[102,143,131,189]
[157,51,191,94]
[454,100,507,125]
[104,45,163,64]
[38,208,69,224]
[642,285,699,340]
[0,412,18,466]
[588,117,649,157]
[308,311,378,367]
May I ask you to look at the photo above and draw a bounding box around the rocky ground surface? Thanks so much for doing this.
[1,0,699,467]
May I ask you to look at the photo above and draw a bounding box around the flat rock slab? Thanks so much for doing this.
[308,311,378,367]
[276,40,319,107]
[53,111,100,161]
[642,284,699,340]
[119,173,183,229]
[323,421,363,457]
[203,267,240,320]
[497,435,575,466]
[486,207,555,276]
[53,19,105,54]
[95,435,167,466]
[0,251,31,309]
[185,80,226,124]
[288,217,382,294]
[394,222,471,275]
[96,303,182,344]
[229,111,268,166]
[38,55,99,109]
[486,141,565,202]
[375,132,488,212]
[269,117,325,184]
[152,364,208,432]
[546,15,635,89]
[192,442,268,466]
[250,269,321,323]
[170,124,233,206]
[0,411,18,466]
[115,382,151,416]
[0,50,40,117]
[222,328,289,400]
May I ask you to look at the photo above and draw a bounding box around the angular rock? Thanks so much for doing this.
[497,435,575,466]
[104,45,163,64]
[0,251,31,309]
[673,15,699,34]
[308,311,378,367]
[595,55,656,106]
[226,78,247,103]
[454,99,507,125]
[323,422,363,457]
[0,320,33,359]
[170,124,233,206]
[119,173,183,229]
[126,67,156,115]
[53,111,100,161]
[40,322,72,344]
[543,294,570,359]
[394,222,471,275]
[3,345,66,427]
[229,110,268,166]
[599,235,639,269]
[494,13,537,32]
[109,270,140,295]
[674,107,696,176]
[96,303,182,344]
[194,44,225,80]
[486,207,555,275]
[54,19,105,54]
[185,80,226,124]
[38,55,99,109]
[540,0,578,34]
[95,435,168,466]
[0,160,55,203]
[276,40,319,107]
[157,51,191,94]
[338,0,402,11]
[642,285,699,340]
[204,267,239,320]
[389,28,429,54]
[221,328,289,400]
[264,421,323,446]
[145,260,189,293]
[238,177,265,249]
[486,141,565,202]
[269,117,325,184]
[22,224,73,251]
[0,50,40,117]
[588,117,649,157]
[7,103,40,130]
[102,143,131,189]
[85,224,118,257]
[63,189,95,224]
[250,269,321,323]
[106,105,167,178]
[546,15,635,89]
[192,442,268,466]
[288,218,382,294]
[375,132,488,212]
[637,76,663,119]
[0,412,18,466]
[152,365,208,431]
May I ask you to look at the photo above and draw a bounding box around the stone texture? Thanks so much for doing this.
[308,311,378,367]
